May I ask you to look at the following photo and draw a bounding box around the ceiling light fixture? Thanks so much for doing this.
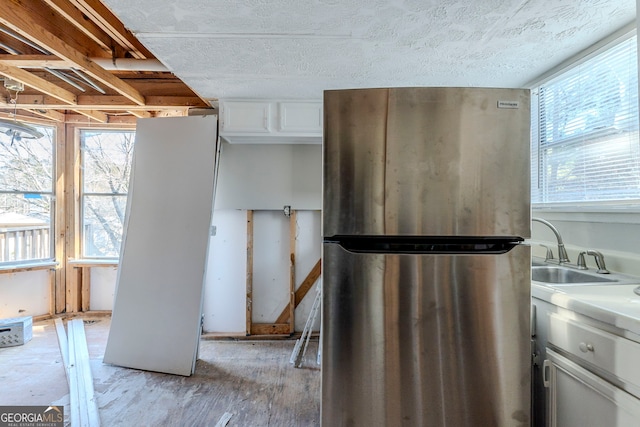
[1,78,44,144]
[0,118,44,143]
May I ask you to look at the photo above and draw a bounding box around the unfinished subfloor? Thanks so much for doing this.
[0,316,320,426]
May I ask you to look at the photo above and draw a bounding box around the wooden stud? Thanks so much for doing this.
[48,268,56,316]
[251,323,291,336]
[246,210,253,336]
[54,122,66,314]
[64,124,82,313]
[288,210,296,334]
[275,259,322,324]
[81,267,91,312]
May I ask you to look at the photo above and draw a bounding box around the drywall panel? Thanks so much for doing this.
[215,142,321,210]
[104,115,218,376]
[89,267,117,311]
[0,270,49,318]
[202,209,247,333]
[252,211,290,322]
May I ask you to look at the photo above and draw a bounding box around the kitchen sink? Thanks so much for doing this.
[532,266,618,284]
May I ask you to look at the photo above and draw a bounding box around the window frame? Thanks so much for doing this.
[528,24,640,218]
[0,123,56,266]
[79,127,135,259]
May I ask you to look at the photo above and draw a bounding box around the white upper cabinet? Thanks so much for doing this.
[219,99,322,144]
[221,100,272,134]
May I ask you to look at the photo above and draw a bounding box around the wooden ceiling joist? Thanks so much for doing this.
[0,54,70,68]
[73,109,108,123]
[0,0,145,105]
[0,95,206,110]
[0,63,77,104]
[0,0,208,122]
[42,0,117,55]
[26,108,66,122]
[0,0,111,58]
[68,0,153,59]
[127,110,152,119]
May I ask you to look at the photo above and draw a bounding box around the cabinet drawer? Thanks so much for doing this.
[548,313,640,394]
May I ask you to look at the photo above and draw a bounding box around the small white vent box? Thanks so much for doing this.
[0,316,33,347]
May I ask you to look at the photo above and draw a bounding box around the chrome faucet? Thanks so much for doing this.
[577,250,609,273]
[532,217,570,264]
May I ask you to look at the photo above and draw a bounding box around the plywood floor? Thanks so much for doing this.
[0,316,320,426]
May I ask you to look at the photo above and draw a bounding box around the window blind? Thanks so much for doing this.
[531,35,640,205]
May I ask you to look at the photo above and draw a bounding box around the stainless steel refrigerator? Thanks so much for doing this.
[322,87,531,426]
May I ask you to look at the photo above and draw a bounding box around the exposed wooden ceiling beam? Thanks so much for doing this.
[68,0,153,59]
[0,54,70,68]
[128,110,152,119]
[73,109,108,123]
[42,0,117,55]
[0,95,207,110]
[0,0,111,58]
[0,0,146,105]
[0,63,77,104]
[26,108,66,122]
[0,110,60,124]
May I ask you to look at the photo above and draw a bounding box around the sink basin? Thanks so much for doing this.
[532,266,618,284]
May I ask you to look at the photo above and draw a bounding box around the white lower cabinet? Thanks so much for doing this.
[544,348,640,427]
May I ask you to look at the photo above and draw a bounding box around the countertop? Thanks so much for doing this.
[532,272,640,339]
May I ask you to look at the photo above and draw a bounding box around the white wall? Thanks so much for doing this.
[202,209,247,333]
[89,267,117,311]
[215,142,322,210]
[0,270,50,318]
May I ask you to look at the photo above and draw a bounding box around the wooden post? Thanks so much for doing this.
[246,210,253,336]
[55,122,67,314]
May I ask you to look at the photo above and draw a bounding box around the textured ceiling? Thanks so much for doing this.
[101,0,636,101]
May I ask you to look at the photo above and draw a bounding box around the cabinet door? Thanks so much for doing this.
[545,349,640,427]
[221,101,271,133]
[279,101,322,133]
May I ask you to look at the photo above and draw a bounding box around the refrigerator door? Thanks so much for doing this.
[323,87,531,238]
[321,243,531,427]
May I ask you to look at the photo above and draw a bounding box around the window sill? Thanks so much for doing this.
[0,261,58,274]
[532,206,640,224]
[68,259,119,268]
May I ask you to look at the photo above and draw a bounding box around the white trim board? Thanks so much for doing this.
[104,115,218,376]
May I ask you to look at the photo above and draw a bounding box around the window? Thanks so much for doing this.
[531,34,640,206]
[81,129,135,258]
[0,124,54,264]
